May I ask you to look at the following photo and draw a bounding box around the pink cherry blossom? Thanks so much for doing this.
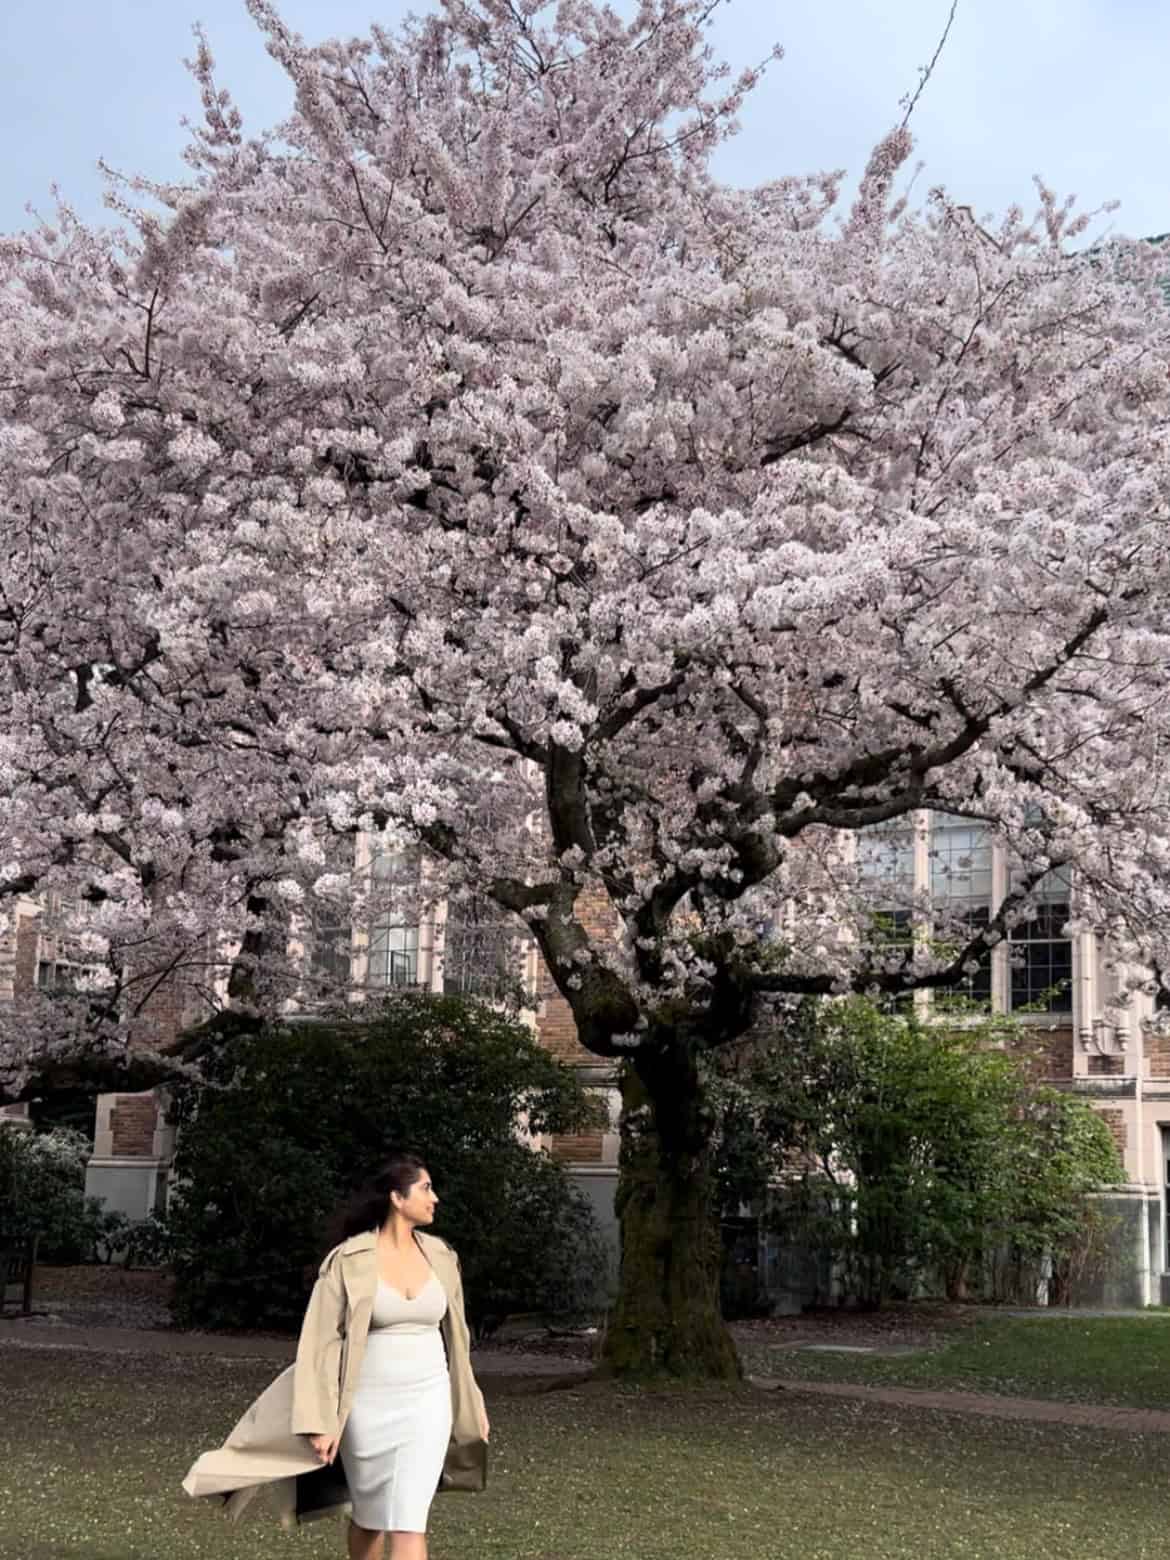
[1,0,1170,1100]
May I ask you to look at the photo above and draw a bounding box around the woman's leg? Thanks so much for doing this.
[347,1519,385,1560]
[387,1532,427,1560]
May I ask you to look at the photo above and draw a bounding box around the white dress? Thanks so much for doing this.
[339,1273,452,1533]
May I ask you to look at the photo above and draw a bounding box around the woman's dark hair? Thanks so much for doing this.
[329,1152,428,1247]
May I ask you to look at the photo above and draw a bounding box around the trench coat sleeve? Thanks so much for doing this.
[448,1250,486,1426]
[291,1250,347,1438]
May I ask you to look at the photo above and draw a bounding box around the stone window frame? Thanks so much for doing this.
[852,812,1076,1022]
[365,846,424,990]
[33,892,108,996]
[295,836,539,1007]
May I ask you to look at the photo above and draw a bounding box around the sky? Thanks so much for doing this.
[1,0,1168,240]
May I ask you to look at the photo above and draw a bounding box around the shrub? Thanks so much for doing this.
[90,1209,133,1265]
[713,999,1124,1309]
[0,1126,101,1263]
[166,993,607,1331]
[1001,1086,1123,1305]
[451,1139,611,1339]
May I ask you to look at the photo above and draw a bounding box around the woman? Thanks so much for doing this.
[300,1153,490,1560]
[182,1152,488,1557]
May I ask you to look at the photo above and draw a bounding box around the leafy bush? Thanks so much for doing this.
[450,1139,611,1339]
[124,1211,174,1270]
[90,1209,133,1265]
[0,1126,102,1263]
[166,993,607,1331]
[999,1086,1123,1304]
[85,1208,173,1269]
[712,999,1124,1308]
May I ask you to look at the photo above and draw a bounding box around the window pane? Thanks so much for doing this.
[857,825,916,1009]
[857,826,915,946]
[442,899,516,1002]
[1010,862,1072,904]
[367,848,421,988]
[857,828,915,893]
[870,907,912,947]
[929,819,993,903]
[1008,869,1072,1014]
[941,904,993,1007]
[930,817,993,1007]
[309,836,355,987]
[310,921,353,986]
[368,922,420,988]
[36,960,93,994]
[372,847,416,886]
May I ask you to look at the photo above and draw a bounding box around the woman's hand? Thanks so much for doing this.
[479,1407,490,1443]
[309,1433,340,1465]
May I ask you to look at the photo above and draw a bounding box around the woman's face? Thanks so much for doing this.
[392,1168,438,1226]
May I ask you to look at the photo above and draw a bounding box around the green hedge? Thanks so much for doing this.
[166,993,609,1332]
[0,1126,106,1263]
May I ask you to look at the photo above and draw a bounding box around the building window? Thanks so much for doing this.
[36,893,106,996]
[857,825,915,1004]
[368,923,420,988]
[857,826,915,944]
[929,818,994,1007]
[308,920,353,988]
[1008,866,1073,1015]
[853,815,1077,1017]
[857,826,915,895]
[367,849,421,989]
[442,897,517,1003]
[36,959,97,994]
[306,839,355,990]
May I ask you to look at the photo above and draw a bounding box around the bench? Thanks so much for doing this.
[0,1237,38,1316]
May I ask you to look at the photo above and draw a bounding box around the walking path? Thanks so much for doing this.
[751,1375,1170,1435]
[6,1318,1168,1432]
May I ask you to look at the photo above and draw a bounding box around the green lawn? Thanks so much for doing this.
[2,1344,1170,1560]
[740,1314,1170,1410]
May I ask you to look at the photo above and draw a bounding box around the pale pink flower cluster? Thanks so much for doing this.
[2,0,1170,1092]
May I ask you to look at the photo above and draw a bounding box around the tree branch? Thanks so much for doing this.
[747,861,1058,1000]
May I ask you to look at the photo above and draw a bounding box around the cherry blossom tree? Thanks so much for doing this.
[3,0,1170,1377]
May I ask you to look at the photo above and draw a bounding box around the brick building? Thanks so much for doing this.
[5,811,1170,1304]
[852,813,1166,1306]
[0,892,202,1217]
[0,871,622,1243]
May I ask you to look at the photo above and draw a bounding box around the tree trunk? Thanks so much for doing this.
[944,1260,971,1302]
[602,1043,742,1381]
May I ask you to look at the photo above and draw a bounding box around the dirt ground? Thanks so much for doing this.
[732,1300,979,1354]
[26,1264,984,1358]
[28,1262,174,1329]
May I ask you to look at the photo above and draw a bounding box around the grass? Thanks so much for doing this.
[2,1343,1170,1560]
[740,1313,1170,1410]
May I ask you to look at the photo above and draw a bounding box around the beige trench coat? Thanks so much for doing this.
[182,1230,488,1528]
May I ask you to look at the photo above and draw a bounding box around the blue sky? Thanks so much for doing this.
[2,0,1168,239]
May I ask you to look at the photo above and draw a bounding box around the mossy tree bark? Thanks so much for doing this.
[602,1039,741,1381]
